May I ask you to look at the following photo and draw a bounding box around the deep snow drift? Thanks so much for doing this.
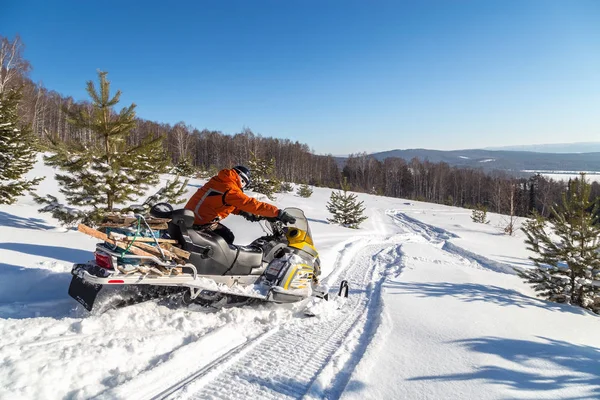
[0,158,598,399]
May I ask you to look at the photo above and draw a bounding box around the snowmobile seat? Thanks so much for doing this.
[167,209,263,275]
[185,228,263,275]
[170,208,195,229]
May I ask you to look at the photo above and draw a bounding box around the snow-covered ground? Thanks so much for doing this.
[1,158,599,399]
[522,170,600,182]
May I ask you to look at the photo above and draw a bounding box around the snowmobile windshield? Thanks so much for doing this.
[282,207,315,247]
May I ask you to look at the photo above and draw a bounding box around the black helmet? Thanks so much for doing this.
[233,165,251,186]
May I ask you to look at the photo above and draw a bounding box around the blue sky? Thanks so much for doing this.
[2,0,600,155]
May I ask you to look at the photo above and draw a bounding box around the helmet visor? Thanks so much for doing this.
[234,167,250,188]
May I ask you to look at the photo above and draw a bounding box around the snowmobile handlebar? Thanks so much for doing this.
[240,211,292,226]
[255,215,293,238]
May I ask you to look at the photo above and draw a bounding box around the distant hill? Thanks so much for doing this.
[340,148,600,174]
[485,142,600,153]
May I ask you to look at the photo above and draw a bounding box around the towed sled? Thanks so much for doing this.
[69,206,345,312]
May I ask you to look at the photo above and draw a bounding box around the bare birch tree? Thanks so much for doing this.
[0,35,31,94]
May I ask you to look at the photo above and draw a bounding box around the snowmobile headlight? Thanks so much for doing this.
[288,229,299,238]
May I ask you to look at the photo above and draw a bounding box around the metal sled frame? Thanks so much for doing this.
[72,263,261,289]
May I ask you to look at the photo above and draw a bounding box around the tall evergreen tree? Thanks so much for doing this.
[0,88,41,204]
[519,174,600,312]
[326,178,368,229]
[247,151,278,200]
[36,71,184,225]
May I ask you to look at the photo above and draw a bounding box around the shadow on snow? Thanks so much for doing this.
[385,281,588,315]
[307,217,330,225]
[0,263,79,319]
[0,242,90,264]
[408,336,600,399]
[0,210,55,230]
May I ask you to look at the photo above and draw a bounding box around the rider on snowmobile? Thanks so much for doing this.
[184,165,296,244]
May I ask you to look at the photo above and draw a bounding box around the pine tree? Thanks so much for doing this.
[521,209,545,233]
[0,88,42,204]
[326,178,368,229]
[470,204,489,224]
[297,183,313,198]
[35,71,185,226]
[134,175,190,212]
[172,156,195,177]
[519,174,600,312]
[280,181,293,193]
[247,151,278,200]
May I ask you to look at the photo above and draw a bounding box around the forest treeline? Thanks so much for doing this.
[4,35,598,219]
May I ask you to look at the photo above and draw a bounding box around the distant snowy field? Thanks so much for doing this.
[522,170,600,182]
[0,157,599,399]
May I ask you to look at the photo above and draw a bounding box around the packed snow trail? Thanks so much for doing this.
[156,235,404,400]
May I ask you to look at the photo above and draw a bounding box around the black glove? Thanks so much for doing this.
[277,210,296,224]
[238,211,261,222]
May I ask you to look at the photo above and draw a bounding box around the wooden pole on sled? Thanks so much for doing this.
[78,224,190,262]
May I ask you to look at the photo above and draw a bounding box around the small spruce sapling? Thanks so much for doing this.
[326,178,368,229]
[521,209,545,233]
[470,204,489,224]
[172,157,196,177]
[297,183,313,198]
[280,181,294,193]
[518,174,600,312]
[247,151,279,200]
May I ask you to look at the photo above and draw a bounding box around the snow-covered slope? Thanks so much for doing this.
[0,158,598,399]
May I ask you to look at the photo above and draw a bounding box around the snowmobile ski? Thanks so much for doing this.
[303,281,351,317]
[338,280,349,298]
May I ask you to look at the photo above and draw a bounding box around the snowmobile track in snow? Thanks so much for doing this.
[165,238,404,400]
[390,211,515,274]
[150,328,279,400]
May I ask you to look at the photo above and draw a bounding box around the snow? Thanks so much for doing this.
[0,158,599,399]
[479,158,496,163]
[522,170,600,174]
[522,170,600,183]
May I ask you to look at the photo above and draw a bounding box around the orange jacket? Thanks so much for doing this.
[185,168,279,225]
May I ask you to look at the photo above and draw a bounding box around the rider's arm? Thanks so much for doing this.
[224,188,279,217]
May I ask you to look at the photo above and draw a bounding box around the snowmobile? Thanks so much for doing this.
[68,207,344,312]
